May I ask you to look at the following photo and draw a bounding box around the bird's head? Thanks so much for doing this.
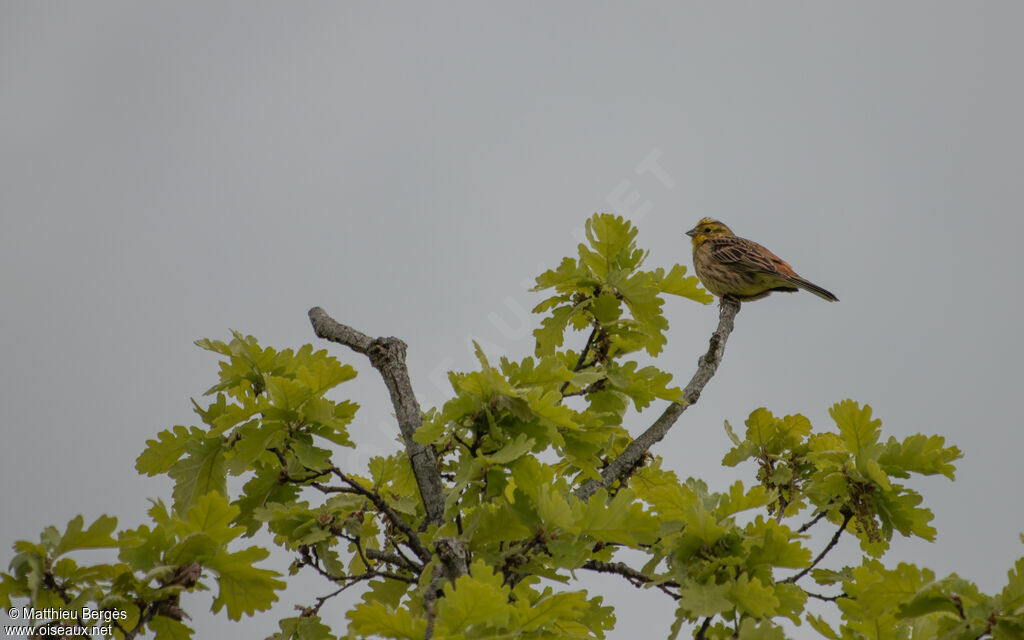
[686,218,733,247]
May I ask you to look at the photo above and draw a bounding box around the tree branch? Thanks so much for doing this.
[435,537,469,583]
[309,307,446,527]
[782,511,852,584]
[365,548,424,573]
[805,590,845,602]
[576,297,741,501]
[695,616,712,639]
[797,509,830,533]
[560,326,599,395]
[422,565,444,640]
[318,468,433,564]
[581,560,681,600]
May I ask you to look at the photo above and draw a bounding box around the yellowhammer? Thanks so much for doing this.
[686,218,838,302]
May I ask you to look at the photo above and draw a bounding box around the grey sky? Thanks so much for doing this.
[2,3,1022,638]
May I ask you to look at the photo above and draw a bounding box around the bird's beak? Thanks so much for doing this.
[685,227,698,237]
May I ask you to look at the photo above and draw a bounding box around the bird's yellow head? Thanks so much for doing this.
[685,218,733,248]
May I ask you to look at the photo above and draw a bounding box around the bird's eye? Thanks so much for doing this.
[703,227,711,233]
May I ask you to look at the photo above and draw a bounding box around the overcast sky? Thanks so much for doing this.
[3,3,1023,638]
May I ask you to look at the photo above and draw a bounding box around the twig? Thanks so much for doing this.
[318,468,433,563]
[695,616,712,639]
[365,548,423,573]
[309,307,447,528]
[576,297,741,501]
[581,560,681,600]
[805,590,845,602]
[782,512,852,584]
[302,544,415,585]
[797,510,829,533]
[310,584,350,615]
[562,379,607,398]
[559,327,598,395]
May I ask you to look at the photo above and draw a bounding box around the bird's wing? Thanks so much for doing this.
[706,236,797,276]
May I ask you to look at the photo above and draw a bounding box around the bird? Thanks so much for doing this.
[686,218,838,303]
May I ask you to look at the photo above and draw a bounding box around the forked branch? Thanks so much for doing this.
[308,307,447,528]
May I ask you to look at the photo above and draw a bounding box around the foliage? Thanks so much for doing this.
[3,213,1021,639]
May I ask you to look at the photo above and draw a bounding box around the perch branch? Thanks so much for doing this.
[576,297,741,501]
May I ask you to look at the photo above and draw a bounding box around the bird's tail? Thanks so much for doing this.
[790,277,839,302]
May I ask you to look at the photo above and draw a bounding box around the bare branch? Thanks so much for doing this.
[576,297,741,501]
[782,511,852,584]
[309,307,446,527]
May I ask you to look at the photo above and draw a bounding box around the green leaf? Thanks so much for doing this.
[264,376,312,412]
[579,489,659,546]
[677,580,733,617]
[724,420,742,446]
[169,437,227,515]
[533,256,592,292]
[290,436,333,472]
[844,560,932,619]
[137,425,203,476]
[513,590,592,632]
[360,578,412,609]
[268,616,333,640]
[436,560,514,633]
[743,516,811,569]
[295,357,357,394]
[605,361,683,410]
[149,615,194,640]
[463,503,533,544]
[534,304,575,356]
[579,213,641,279]
[830,400,882,459]
[643,480,699,522]
[232,467,300,536]
[347,601,425,639]
[118,524,175,571]
[654,264,713,304]
[207,546,284,620]
[737,618,787,640]
[227,420,285,474]
[414,410,447,445]
[53,515,118,555]
[590,291,623,324]
[482,433,536,465]
[878,434,961,480]
[1000,557,1024,610]
[534,484,579,533]
[729,574,780,618]
[180,493,242,544]
[302,396,357,447]
[717,482,773,518]
[806,614,841,640]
